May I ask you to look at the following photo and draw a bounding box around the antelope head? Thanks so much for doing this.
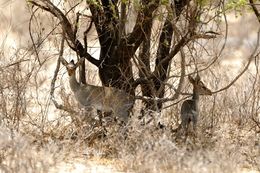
[188,75,212,95]
[61,58,84,76]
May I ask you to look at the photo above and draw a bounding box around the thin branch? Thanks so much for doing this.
[29,8,41,65]
[119,1,126,38]
[74,12,80,40]
[86,0,103,38]
[5,59,30,68]
[195,1,229,76]
[213,29,260,94]
[132,77,152,88]
[155,33,190,70]
[127,0,160,51]
[155,27,219,70]
[84,19,93,51]
[249,0,260,24]
[135,95,190,106]
[252,117,260,129]
[171,47,186,101]
[29,0,100,67]
[50,35,77,114]
[32,0,75,46]
[190,33,218,40]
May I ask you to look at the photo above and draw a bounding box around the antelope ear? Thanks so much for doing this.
[188,75,195,84]
[60,58,68,66]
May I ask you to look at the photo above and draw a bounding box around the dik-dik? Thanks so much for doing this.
[178,74,212,137]
[61,57,134,124]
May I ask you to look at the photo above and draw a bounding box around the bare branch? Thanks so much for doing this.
[213,29,260,94]
[50,35,77,114]
[191,33,218,40]
[86,0,103,36]
[5,59,30,68]
[154,33,190,71]
[84,19,93,50]
[28,0,100,67]
[127,0,160,51]
[119,1,127,38]
[135,95,190,107]
[74,12,80,40]
[170,48,186,101]
[87,0,119,49]
[249,0,260,24]
[29,8,41,65]
[30,0,75,43]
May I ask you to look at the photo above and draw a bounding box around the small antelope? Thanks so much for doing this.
[178,74,212,137]
[61,57,134,124]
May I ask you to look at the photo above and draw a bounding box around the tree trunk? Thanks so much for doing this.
[99,41,135,95]
[139,0,191,111]
[138,20,154,109]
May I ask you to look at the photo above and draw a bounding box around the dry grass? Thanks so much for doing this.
[0,4,259,172]
[0,53,259,173]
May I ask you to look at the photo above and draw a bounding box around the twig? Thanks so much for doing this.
[28,0,100,67]
[249,0,260,24]
[29,8,41,65]
[5,59,30,68]
[213,29,260,94]
[50,35,77,114]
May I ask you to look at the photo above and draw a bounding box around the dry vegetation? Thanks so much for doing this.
[0,1,260,173]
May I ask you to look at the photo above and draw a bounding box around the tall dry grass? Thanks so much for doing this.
[0,47,259,173]
[0,3,259,172]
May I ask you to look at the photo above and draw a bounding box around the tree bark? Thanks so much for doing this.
[139,0,191,111]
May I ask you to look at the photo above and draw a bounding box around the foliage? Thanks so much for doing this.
[226,0,248,13]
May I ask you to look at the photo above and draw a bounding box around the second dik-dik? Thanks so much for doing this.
[179,75,212,137]
[61,57,134,124]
